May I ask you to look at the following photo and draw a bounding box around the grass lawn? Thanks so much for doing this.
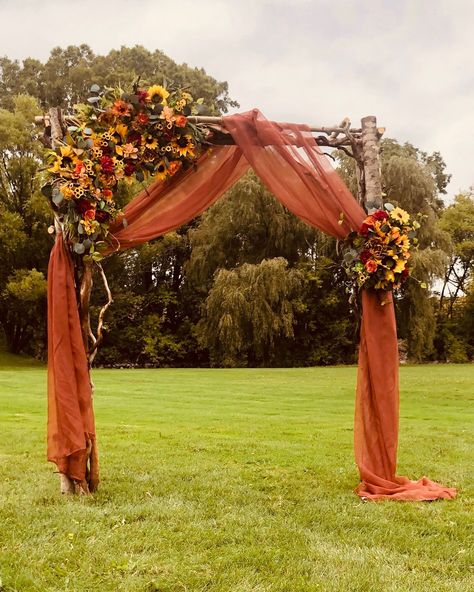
[0,351,473,592]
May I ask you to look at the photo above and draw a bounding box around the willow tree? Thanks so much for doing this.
[198,257,303,366]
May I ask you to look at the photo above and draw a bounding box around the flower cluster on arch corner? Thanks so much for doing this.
[342,203,426,302]
[42,83,205,260]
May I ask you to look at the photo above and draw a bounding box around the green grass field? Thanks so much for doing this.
[0,351,473,592]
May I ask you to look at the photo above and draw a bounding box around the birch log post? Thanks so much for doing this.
[48,107,99,494]
[360,115,383,213]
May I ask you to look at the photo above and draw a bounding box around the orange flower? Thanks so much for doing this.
[365,260,378,273]
[111,100,131,117]
[175,115,187,128]
[167,160,182,176]
[102,189,114,202]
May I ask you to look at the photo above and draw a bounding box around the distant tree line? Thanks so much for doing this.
[0,45,472,365]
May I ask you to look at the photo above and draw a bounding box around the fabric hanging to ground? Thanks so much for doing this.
[47,109,457,501]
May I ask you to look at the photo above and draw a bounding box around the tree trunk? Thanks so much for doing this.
[360,115,383,213]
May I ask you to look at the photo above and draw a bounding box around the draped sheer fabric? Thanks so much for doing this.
[47,109,456,500]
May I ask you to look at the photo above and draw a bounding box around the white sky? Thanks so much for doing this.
[1,0,472,198]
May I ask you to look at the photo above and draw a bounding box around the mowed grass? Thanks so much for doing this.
[0,352,473,592]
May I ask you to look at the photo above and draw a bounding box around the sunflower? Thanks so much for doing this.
[155,159,168,181]
[389,207,410,225]
[147,85,170,105]
[48,146,76,176]
[174,135,195,157]
[59,183,75,200]
[114,123,128,141]
[144,135,158,150]
[393,259,406,274]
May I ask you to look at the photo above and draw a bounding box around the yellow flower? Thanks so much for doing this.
[148,85,170,104]
[48,146,76,176]
[385,270,395,283]
[112,124,128,142]
[390,207,410,224]
[155,160,168,181]
[144,135,158,150]
[174,135,195,157]
[397,235,410,251]
[59,183,75,200]
[393,259,406,273]
[81,219,100,235]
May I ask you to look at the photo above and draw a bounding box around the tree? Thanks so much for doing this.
[438,192,474,315]
[0,45,237,114]
[0,95,50,355]
[197,258,303,367]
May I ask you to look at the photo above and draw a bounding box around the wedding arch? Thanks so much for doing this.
[38,90,456,502]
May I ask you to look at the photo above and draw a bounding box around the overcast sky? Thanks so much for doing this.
[1,0,472,198]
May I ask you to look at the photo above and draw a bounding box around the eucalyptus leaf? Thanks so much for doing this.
[384,202,394,211]
[87,96,100,104]
[122,217,128,228]
[74,242,85,254]
[52,188,63,206]
[41,184,52,198]
[90,84,101,93]
[83,239,92,250]
[78,223,84,235]
[83,128,93,136]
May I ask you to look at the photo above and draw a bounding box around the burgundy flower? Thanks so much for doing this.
[137,90,149,103]
[360,250,371,264]
[127,131,142,145]
[95,210,110,223]
[124,162,136,176]
[100,155,114,173]
[76,198,94,215]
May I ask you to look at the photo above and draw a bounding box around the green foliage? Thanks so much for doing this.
[187,171,315,288]
[197,258,303,366]
[0,45,237,115]
[0,269,46,354]
[0,95,50,356]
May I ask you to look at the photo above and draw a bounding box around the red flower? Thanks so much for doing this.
[100,155,114,173]
[360,250,371,264]
[124,162,136,176]
[372,210,389,221]
[136,112,149,126]
[84,209,96,221]
[73,161,85,177]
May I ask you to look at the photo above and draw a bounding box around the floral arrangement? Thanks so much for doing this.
[342,203,422,297]
[42,83,205,259]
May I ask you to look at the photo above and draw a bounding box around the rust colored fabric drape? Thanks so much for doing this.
[47,233,95,480]
[47,109,456,500]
